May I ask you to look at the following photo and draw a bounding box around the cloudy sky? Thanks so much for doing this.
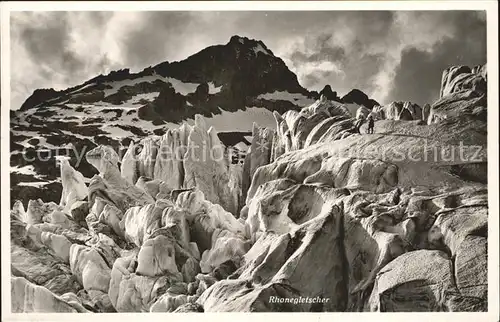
[9,10,486,109]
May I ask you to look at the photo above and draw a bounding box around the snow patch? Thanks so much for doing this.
[103,74,202,98]
[208,82,223,94]
[100,125,135,139]
[234,142,249,152]
[165,77,199,95]
[60,130,93,141]
[11,165,37,176]
[124,92,160,104]
[186,107,278,132]
[17,181,53,187]
[257,91,315,107]
[253,43,271,56]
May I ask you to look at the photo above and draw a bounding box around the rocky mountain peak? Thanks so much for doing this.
[319,84,341,102]
[341,88,380,109]
[228,35,275,56]
[19,88,61,111]
[154,35,304,97]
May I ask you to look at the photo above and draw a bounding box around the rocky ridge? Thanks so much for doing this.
[10,63,488,312]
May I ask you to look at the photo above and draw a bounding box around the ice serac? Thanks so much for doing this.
[199,204,346,312]
[86,145,155,213]
[137,137,158,179]
[183,115,240,214]
[241,123,275,209]
[367,250,457,311]
[121,141,138,185]
[371,101,422,121]
[108,253,183,312]
[440,65,487,98]
[11,277,79,313]
[270,95,356,162]
[154,129,185,190]
[136,235,179,276]
[430,64,487,124]
[59,159,88,211]
[121,200,173,247]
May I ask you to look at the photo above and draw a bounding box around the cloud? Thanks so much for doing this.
[385,11,487,105]
[10,12,125,108]
[119,12,195,67]
[9,10,486,109]
[276,11,486,105]
[279,11,396,100]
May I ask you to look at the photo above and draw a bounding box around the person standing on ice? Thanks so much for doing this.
[367,115,375,134]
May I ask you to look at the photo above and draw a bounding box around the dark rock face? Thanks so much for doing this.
[139,35,317,123]
[194,83,209,101]
[139,83,188,123]
[216,131,252,147]
[68,90,105,104]
[318,85,341,102]
[20,88,61,111]
[155,35,306,97]
[103,81,166,105]
[341,89,380,109]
